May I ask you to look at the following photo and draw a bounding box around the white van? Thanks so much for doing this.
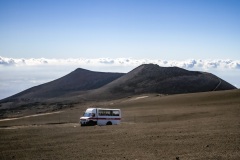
[80,108,121,126]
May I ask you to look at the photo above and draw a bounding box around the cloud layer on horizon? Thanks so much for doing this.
[1,56,240,70]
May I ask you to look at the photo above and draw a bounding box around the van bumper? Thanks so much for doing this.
[80,120,96,126]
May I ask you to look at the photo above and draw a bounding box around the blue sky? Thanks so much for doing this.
[1,0,240,59]
[0,0,240,99]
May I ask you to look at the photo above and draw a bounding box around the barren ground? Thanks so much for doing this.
[0,90,239,160]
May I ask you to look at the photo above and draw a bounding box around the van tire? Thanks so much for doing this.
[89,121,95,126]
[106,121,112,125]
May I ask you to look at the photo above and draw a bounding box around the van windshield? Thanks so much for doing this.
[83,112,92,117]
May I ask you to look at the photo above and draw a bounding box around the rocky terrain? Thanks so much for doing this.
[0,89,239,160]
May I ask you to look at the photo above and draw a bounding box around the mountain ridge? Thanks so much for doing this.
[76,64,236,100]
[1,68,125,102]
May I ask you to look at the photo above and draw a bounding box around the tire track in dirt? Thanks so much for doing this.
[0,111,63,122]
[0,122,78,129]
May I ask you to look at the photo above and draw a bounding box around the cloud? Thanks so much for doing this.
[0,56,240,70]
[0,57,16,66]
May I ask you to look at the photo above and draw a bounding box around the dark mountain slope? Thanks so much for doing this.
[1,68,125,101]
[81,64,236,100]
[0,64,237,118]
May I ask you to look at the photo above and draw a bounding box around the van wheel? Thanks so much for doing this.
[89,121,95,126]
[106,121,112,125]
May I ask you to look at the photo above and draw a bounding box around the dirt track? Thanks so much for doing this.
[0,90,240,160]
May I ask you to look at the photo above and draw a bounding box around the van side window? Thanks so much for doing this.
[98,110,119,116]
[112,110,119,116]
